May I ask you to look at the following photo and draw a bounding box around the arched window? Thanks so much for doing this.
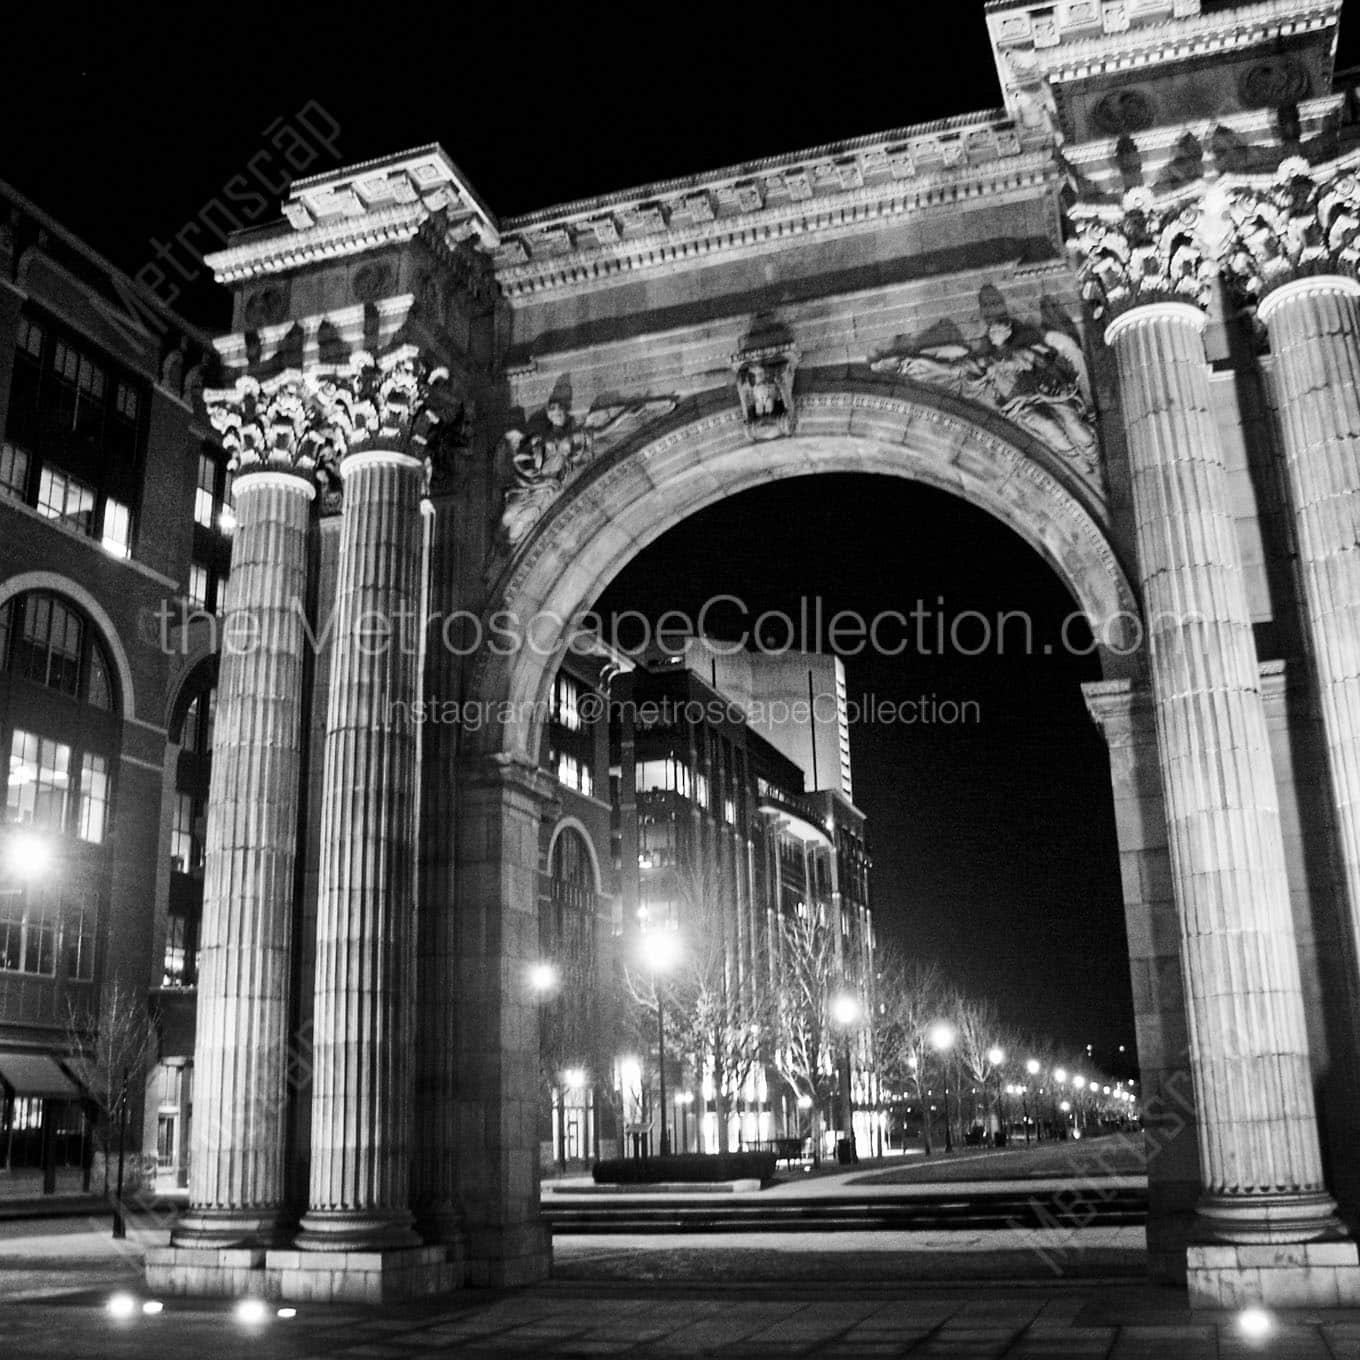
[0,591,118,842]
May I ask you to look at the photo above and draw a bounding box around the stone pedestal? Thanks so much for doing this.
[172,470,314,1252]
[267,1245,456,1303]
[1106,302,1347,1275]
[297,450,426,1252]
[146,1245,268,1299]
[1187,1241,1360,1309]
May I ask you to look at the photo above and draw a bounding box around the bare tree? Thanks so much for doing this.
[871,950,948,1153]
[65,979,155,1234]
[623,855,772,1154]
[769,909,841,1160]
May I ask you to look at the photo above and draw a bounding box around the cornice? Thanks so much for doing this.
[492,150,1060,300]
[990,0,1340,86]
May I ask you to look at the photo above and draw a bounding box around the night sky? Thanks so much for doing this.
[12,2,1353,1066]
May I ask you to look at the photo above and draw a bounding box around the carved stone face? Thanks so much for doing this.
[546,399,568,428]
[987,321,1014,348]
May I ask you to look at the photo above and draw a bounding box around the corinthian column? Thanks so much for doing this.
[1230,163,1360,1020]
[1073,191,1345,1270]
[171,381,318,1253]
[296,356,434,1253]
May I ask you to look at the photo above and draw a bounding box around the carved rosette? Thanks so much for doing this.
[205,350,467,511]
[1068,188,1217,321]
[1222,158,1360,305]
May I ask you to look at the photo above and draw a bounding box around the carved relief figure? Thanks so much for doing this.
[497,391,679,547]
[732,341,798,440]
[871,287,1098,473]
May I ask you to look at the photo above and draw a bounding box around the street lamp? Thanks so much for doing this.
[529,961,558,995]
[987,1046,1005,1146]
[641,930,680,1157]
[930,1022,956,1153]
[676,1091,695,1154]
[1023,1058,1040,1144]
[832,993,860,1163]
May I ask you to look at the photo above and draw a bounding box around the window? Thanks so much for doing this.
[17,315,43,358]
[63,894,96,981]
[554,749,595,798]
[553,672,585,732]
[36,467,96,534]
[0,442,29,501]
[15,594,83,696]
[77,754,109,844]
[635,756,692,799]
[170,792,201,873]
[0,886,56,976]
[188,564,208,609]
[100,499,132,558]
[162,913,196,987]
[156,1114,177,1168]
[194,454,217,529]
[6,729,72,830]
[0,600,10,670]
[114,383,139,421]
[87,646,112,711]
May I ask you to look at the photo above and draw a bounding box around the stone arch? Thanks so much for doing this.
[469,381,1142,763]
[0,569,138,722]
[166,654,219,744]
[546,816,603,895]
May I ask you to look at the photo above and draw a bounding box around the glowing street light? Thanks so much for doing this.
[529,961,558,995]
[3,829,52,881]
[832,993,861,1162]
[641,929,682,1156]
[930,1022,957,1152]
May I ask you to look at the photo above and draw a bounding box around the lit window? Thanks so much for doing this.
[115,383,139,420]
[182,696,201,753]
[0,442,29,501]
[63,895,96,981]
[52,339,79,382]
[554,673,584,732]
[16,594,83,696]
[170,792,201,873]
[188,564,208,609]
[17,316,43,358]
[194,454,217,529]
[36,467,96,534]
[77,754,109,844]
[724,797,736,825]
[100,498,132,558]
[162,913,196,988]
[5,729,72,831]
[77,354,104,398]
[555,750,595,798]
[0,885,56,976]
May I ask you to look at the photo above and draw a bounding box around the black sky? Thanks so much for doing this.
[10,1,1352,1067]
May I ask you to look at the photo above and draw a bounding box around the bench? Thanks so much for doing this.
[740,1136,811,1167]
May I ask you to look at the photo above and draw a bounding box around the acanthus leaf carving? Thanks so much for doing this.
[1222,158,1360,304]
[1068,187,1217,319]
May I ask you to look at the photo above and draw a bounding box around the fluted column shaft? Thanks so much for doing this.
[298,450,425,1250]
[1260,276,1360,984]
[174,470,314,1248]
[1107,302,1340,1244]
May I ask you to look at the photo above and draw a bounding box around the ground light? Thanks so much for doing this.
[1238,1307,1273,1340]
[106,1293,136,1319]
[235,1298,269,1325]
[142,1300,164,1315]
[277,1308,297,1319]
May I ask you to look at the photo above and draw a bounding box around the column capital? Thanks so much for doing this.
[1069,187,1217,324]
[206,350,468,506]
[1223,157,1360,312]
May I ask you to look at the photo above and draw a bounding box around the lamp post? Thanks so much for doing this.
[797,1093,817,1166]
[1024,1058,1041,1143]
[677,1091,694,1153]
[1053,1067,1068,1141]
[929,1022,956,1154]
[832,993,860,1162]
[529,961,559,1172]
[984,1049,1006,1147]
[641,930,680,1157]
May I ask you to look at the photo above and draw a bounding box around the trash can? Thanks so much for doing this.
[836,1138,854,1165]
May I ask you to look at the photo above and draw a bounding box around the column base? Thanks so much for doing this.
[295,1208,420,1252]
[1187,1241,1360,1308]
[461,1222,552,1288]
[170,1208,286,1250]
[267,1245,457,1303]
[1197,1190,1344,1244]
[145,1245,268,1298]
